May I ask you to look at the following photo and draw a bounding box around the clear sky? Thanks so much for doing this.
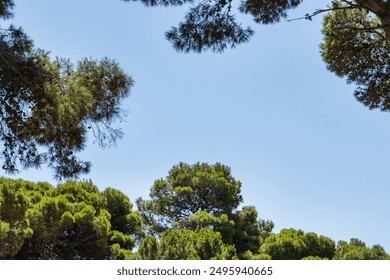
[5,0,390,251]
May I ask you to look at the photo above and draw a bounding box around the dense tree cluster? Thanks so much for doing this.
[0,178,142,259]
[136,162,273,259]
[1,163,389,259]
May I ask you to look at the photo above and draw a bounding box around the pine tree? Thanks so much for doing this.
[0,0,133,179]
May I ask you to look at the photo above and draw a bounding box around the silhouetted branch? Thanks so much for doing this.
[287,1,360,22]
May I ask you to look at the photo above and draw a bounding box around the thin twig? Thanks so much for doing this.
[287,3,360,22]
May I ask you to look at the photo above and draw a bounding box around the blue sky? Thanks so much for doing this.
[5,0,390,251]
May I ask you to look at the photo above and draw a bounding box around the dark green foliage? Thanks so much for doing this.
[137,162,243,234]
[303,232,336,259]
[321,2,390,112]
[165,2,254,53]
[123,0,390,55]
[0,0,13,19]
[0,178,142,259]
[231,206,263,257]
[0,1,133,179]
[123,0,306,52]
[137,162,272,259]
[102,188,143,236]
[239,0,303,24]
[121,0,390,115]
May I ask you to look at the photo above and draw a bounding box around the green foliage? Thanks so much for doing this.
[165,3,254,53]
[302,232,335,259]
[239,0,303,24]
[334,238,390,260]
[137,162,243,234]
[260,228,335,260]
[187,210,222,230]
[122,0,389,55]
[301,256,329,260]
[123,0,305,52]
[0,179,32,258]
[0,0,13,19]
[0,1,133,179]
[103,188,142,236]
[15,182,111,259]
[138,235,159,260]
[1,176,389,260]
[1,163,388,260]
[0,178,142,259]
[138,229,237,260]
[231,206,263,258]
[321,1,390,112]
[137,162,272,259]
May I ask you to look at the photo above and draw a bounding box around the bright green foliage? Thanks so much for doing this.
[186,211,236,243]
[334,238,390,260]
[301,256,329,260]
[107,231,137,259]
[1,176,389,260]
[0,1,133,179]
[187,210,226,230]
[0,178,142,259]
[137,235,159,260]
[138,229,237,260]
[0,180,32,258]
[155,230,201,260]
[260,228,335,260]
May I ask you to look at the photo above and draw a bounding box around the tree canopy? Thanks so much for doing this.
[0,0,133,179]
[334,238,390,260]
[1,169,389,259]
[136,162,273,259]
[321,2,390,112]
[138,229,237,260]
[122,0,390,52]
[136,162,244,234]
[122,0,389,113]
[259,228,336,260]
[0,178,142,259]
